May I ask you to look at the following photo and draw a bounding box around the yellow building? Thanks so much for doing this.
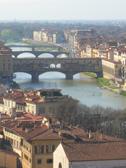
[92,48,99,58]
[114,49,126,65]
[2,122,60,168]
[2,114,50,157]
[1,90,25,116]
[21,126,89,168]
[3,127,23,156]
[0,149,18,168]
[1,115,90,168]
[80,45,99,58]
[102,59,122,82]
[22,128,60,168]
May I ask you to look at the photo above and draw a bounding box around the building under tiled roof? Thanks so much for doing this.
[62,141,126,162]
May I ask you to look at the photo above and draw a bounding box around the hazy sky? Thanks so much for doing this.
[0,0,126,21]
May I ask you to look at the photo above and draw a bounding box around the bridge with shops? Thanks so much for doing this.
[13,57,103,82]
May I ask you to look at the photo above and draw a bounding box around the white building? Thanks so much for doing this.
[0,89,69,116]
[33,31,42,41]
[54,142,126,168]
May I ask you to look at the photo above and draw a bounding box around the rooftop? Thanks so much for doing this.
[1,116,123,144]
[3,89,64,105]
[62,141,126,162]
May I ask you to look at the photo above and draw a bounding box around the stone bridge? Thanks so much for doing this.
[13,57,103,82]
[12,50,69,58]
[7,44,69,58]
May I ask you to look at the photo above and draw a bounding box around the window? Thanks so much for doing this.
[52,145,55,152]
[46,145,49,153]
[39,145,44,154]
[34,146,38,154]
[59,163,62,168]
[24,154,29,161]
[47,159,53,164]
[48,144,52,153]
[37,159,42,164]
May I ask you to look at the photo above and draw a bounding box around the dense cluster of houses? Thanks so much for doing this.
[67,29,126,88]
[0,29,126,168]
[0,89,69,117]
[0,89,126,168]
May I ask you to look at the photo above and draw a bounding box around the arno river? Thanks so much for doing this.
[13,60,126,110]
[10,45,126,110]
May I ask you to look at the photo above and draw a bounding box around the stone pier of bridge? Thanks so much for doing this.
[31,73,39,83]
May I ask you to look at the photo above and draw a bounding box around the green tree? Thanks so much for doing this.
[0,29,20,42]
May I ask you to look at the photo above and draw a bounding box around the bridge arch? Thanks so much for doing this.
[39,71,66,80]
[13,72,32,82]
[38,53,54,58]
[72,71,102,79]
[49,63,61,69]
[12,55,15,58]
[57,54,68,58]
[16,52,36,58]
[56,64,61,68]
[50,64,56,68]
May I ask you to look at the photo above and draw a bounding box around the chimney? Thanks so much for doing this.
[88,130,92,139]
[58,130,62,137]
[37,91,41,96]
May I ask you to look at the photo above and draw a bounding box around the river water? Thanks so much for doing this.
[13,69,126,110]
[10,45,126,109]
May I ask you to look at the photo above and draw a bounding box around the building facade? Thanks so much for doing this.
[54,142,126,168]
[21,129,60,168]
[0,149,18,168]
[68,29,99,58]
[0,89,69,116]
[102,59,122,82]
[33,29,57,44]
[0,42,13,79]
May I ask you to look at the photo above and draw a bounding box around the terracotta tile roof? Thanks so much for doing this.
[3,89,64,105]
[24,127,45,140]
[30,128,60,141]
[1,114,47,137]
[4,90,25,101]
[62,141,126,162]
[19,113,44,121]
[60,127,122,143]
[1,116,123,145]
